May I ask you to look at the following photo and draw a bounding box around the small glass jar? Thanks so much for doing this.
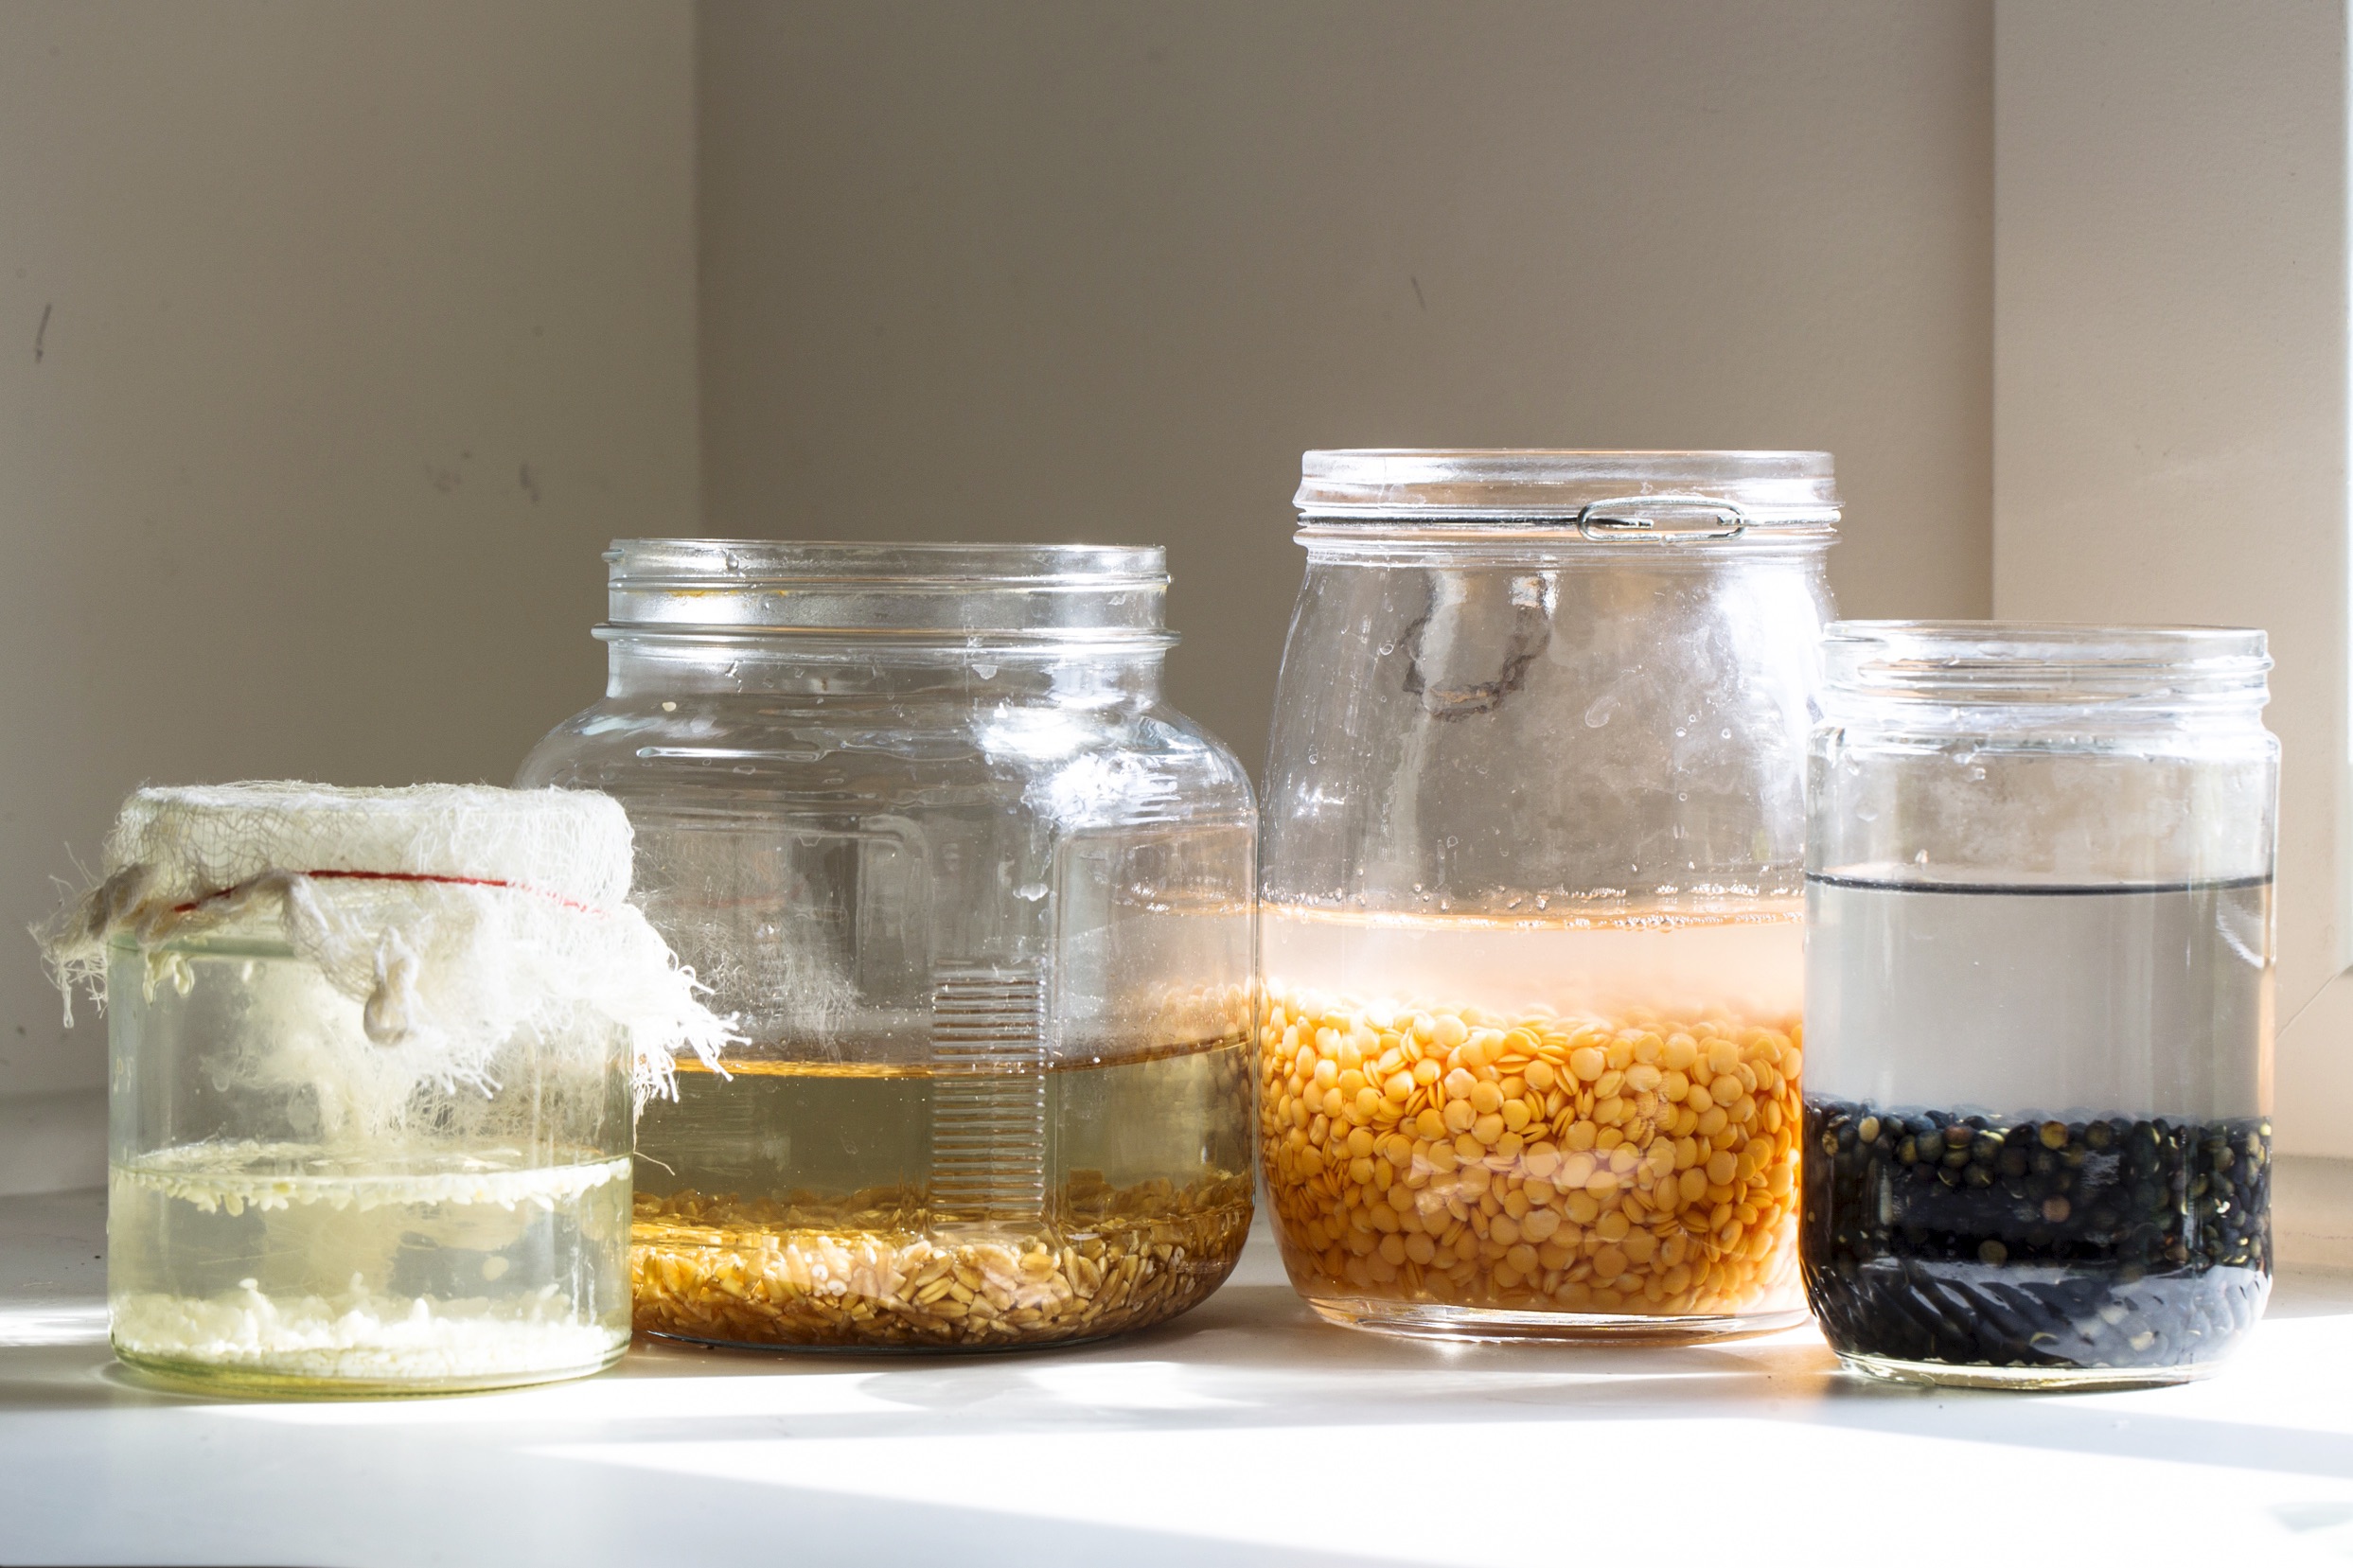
[1802,624,2277,1389]
[1259,450,1838,1341]
[519,540,1258,1351]
[44,784,706,1395]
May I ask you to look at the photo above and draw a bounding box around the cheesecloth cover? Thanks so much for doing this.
[37,783,732,1114]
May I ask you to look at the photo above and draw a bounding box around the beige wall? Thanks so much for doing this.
[0,1,698,1188]
[1991,0,2351,1153]
[0,2,2002,1189]
[698,0,1995,776]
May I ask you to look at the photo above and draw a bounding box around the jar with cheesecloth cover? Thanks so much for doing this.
[38,784,727,1395]
[519,540,1258,1350]
[1259,450,1837,1341]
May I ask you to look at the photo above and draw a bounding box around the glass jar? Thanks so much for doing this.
[1802,623,2277,1389]
[1259,450,1838,1341]
[519,540,1258,1351]
[42,784,709,1395]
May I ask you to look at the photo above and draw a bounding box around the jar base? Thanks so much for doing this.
[112,1339,628,1399]
[638,1326,1138,1357]
[1301,1293,1811,1346]
[1832,1349,2219,1392]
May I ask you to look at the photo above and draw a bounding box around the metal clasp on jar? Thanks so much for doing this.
[1574,494,1753,541]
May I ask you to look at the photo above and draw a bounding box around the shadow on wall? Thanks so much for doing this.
[0,1089,103,1195]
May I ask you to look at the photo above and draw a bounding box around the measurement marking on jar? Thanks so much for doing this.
[929,968,1050,1230]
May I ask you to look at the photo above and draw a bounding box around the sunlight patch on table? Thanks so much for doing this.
[0,1303,107,1348]
[537,1418,2350,1563]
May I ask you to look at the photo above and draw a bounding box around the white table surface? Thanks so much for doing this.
[8,1185,2353,1567]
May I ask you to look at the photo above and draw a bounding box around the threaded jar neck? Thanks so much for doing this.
[598,539,1175,651]
[1291,449,1839,557]
[1821,622,2273,729]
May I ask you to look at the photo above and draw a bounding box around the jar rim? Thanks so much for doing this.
[1824,620,2272,711]
[1294,449,1840,529]
[607,538,1166,585]
[602,538,1173,643]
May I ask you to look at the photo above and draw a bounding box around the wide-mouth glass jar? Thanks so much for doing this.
[519,540,1258,1351]
[1259,450,1837,1341]
[1802,623,2277,1389]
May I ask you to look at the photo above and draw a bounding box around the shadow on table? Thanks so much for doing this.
[0,1342,199,1413]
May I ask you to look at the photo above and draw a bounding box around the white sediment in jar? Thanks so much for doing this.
[108,1148,631,1383]
[109,1285,623,1381]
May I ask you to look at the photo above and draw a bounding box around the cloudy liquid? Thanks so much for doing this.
[1261,904,1803,1020]
[1804,874,2272,1117]
[108,1144,631,1392]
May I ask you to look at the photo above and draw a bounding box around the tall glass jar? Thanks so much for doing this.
[1259,450,1838,1341]
[519,541,1258,1351]
[1802,623,2277,1389]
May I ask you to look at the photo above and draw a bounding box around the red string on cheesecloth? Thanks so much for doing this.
[37,783,734,1132]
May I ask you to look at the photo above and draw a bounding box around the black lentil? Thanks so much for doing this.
[1801,1097,2270,1374]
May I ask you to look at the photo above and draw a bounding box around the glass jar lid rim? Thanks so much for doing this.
[1826,620,2270,668]
[1295,449,1839,525]
[608,538,1166,586]
[1824,620,2272,712]
[601,538,1172,643]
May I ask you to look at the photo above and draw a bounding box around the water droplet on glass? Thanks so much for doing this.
[1015,882,1048,902]
[973,663,999,680]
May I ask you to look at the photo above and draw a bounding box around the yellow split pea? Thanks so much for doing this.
[1258,993,1803,1319]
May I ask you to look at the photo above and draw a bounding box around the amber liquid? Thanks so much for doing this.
[631,1037,1254,1348]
